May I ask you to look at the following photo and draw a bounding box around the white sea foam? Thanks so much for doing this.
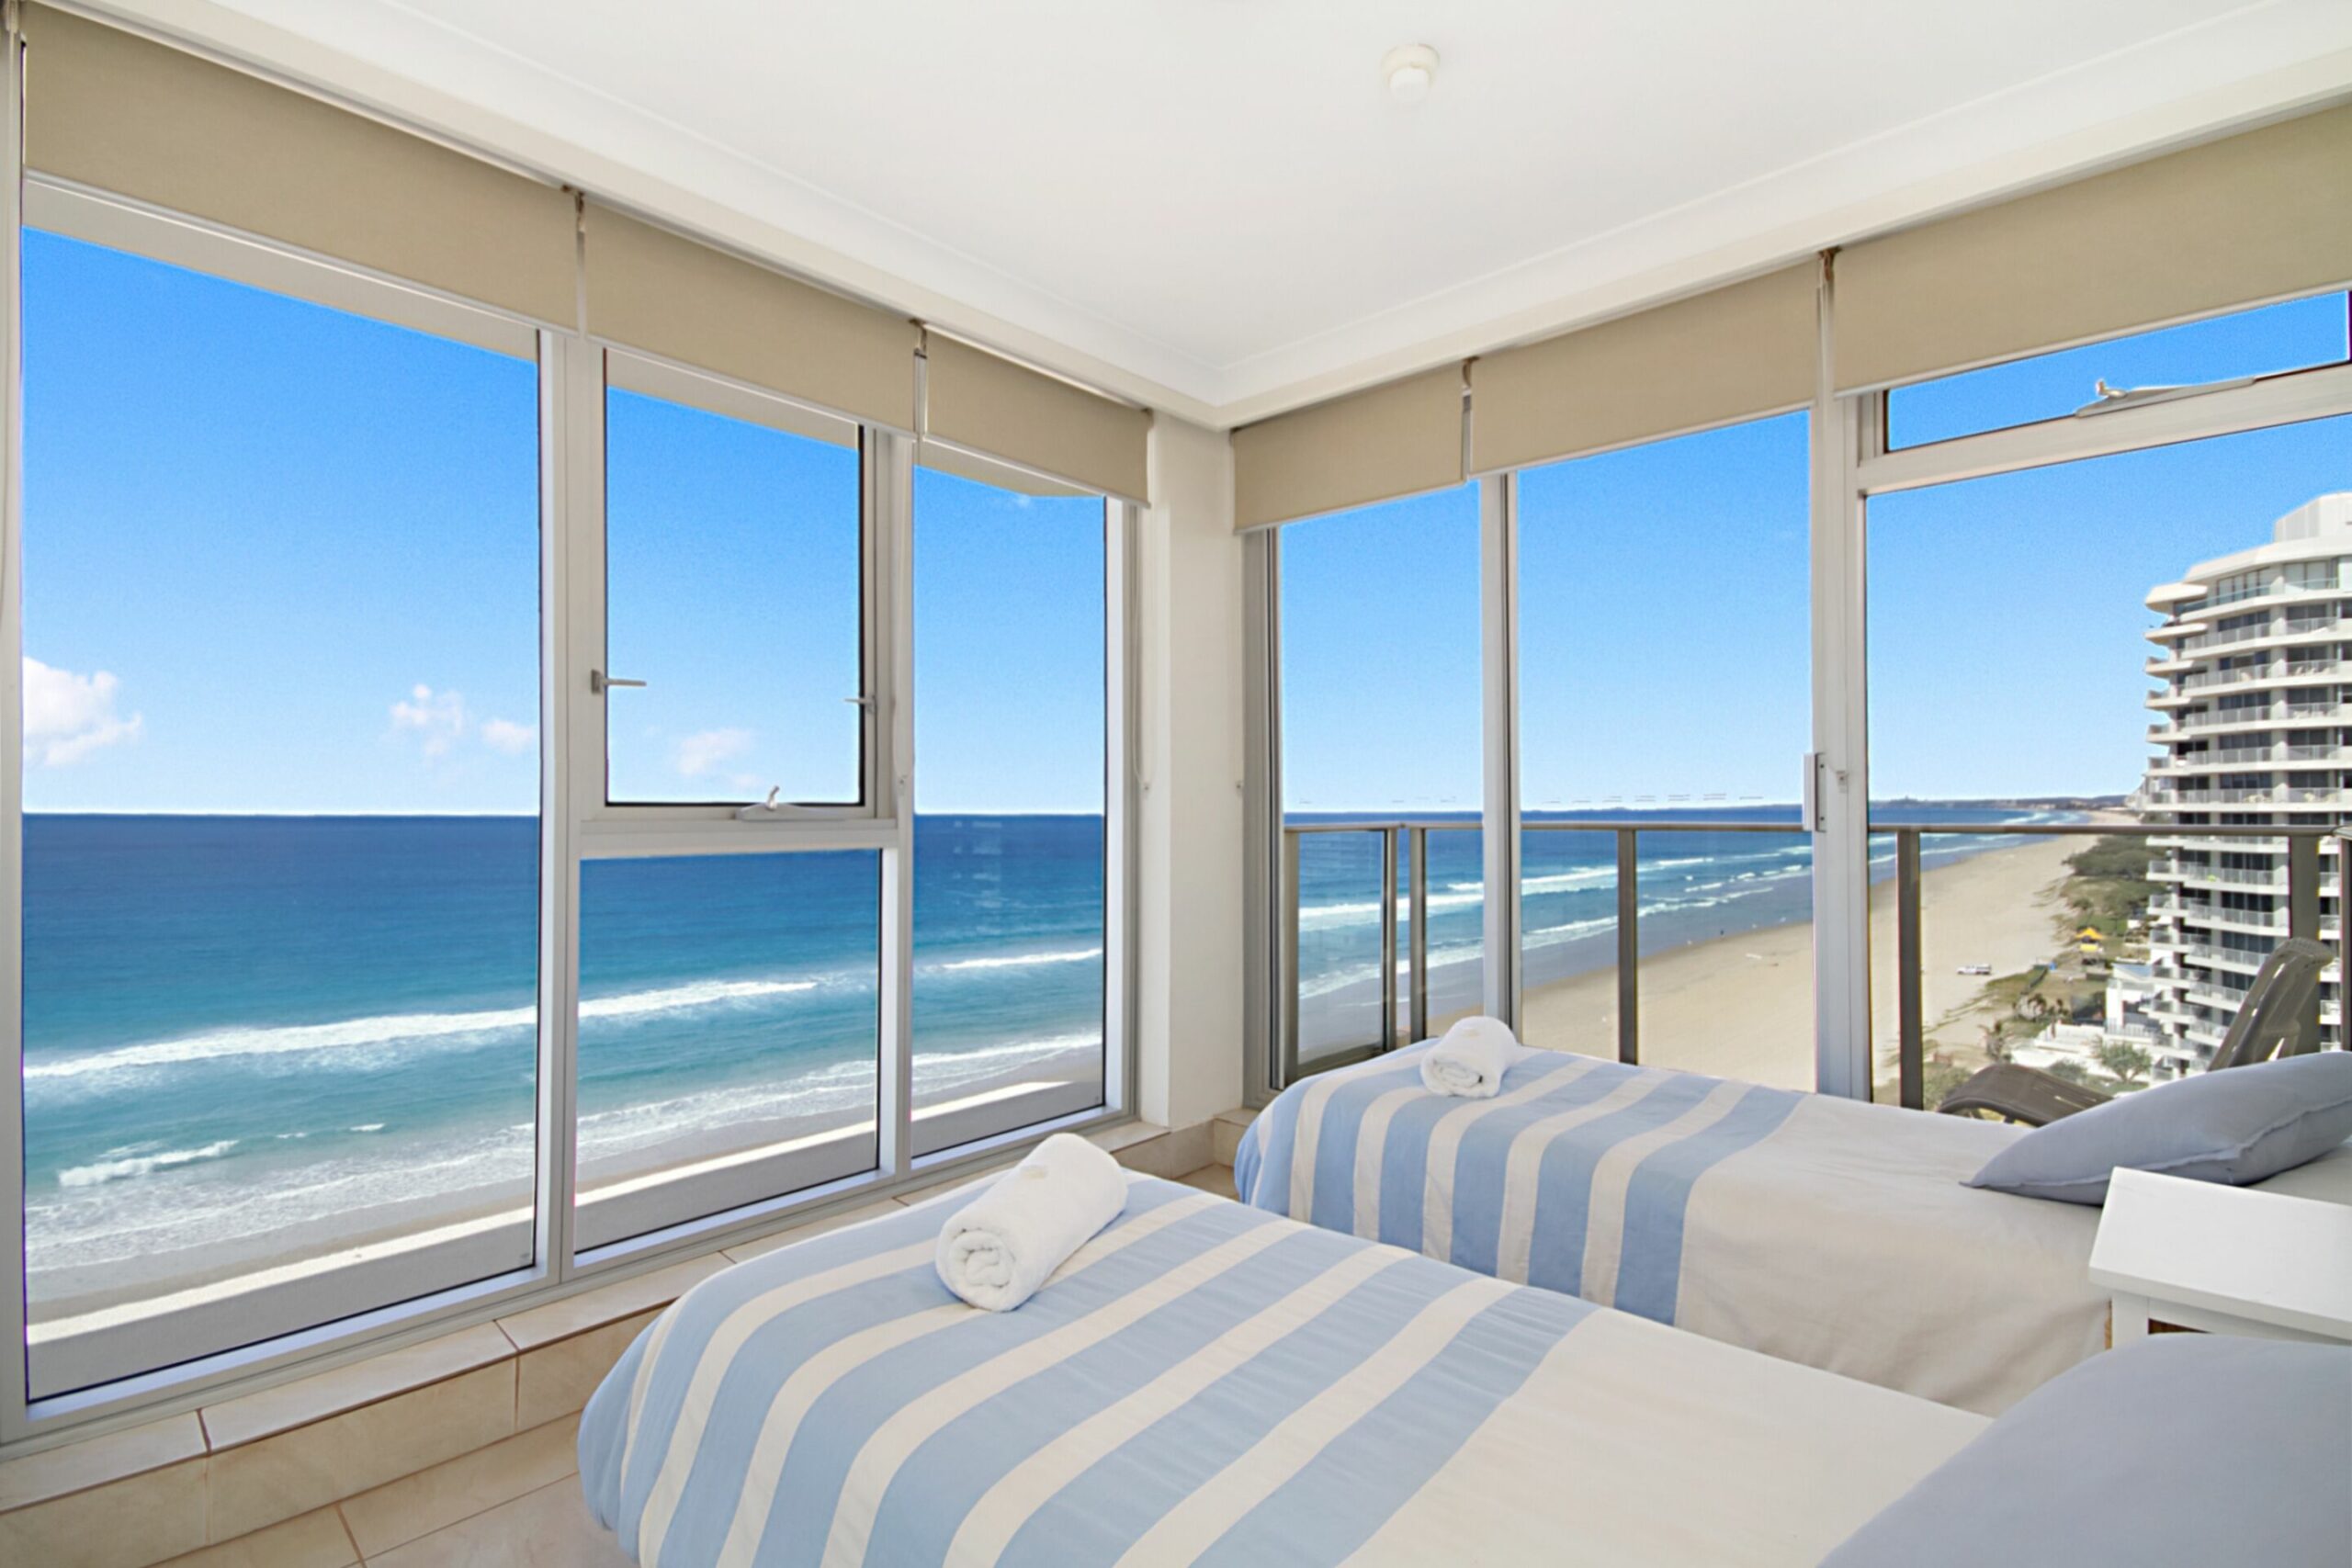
[927,947,1102,974]
[27,976,827,1087]
[58,1140,239,1189]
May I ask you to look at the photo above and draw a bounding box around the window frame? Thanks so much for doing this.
[0,176,1138,1450]
[1245,292,2352,1108]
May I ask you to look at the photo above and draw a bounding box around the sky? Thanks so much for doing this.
[22,229,1108,816]
[22,229,2351,817]
[1281,294,2351,812]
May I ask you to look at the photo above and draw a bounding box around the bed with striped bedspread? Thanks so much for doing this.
[579,1173,1981,1567]
[1235,1044,2115,1415]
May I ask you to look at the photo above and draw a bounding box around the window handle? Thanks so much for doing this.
[844,694,876,709]
[590,670,647,694]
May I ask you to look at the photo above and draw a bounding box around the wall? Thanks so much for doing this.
[1135,415,1246,1130]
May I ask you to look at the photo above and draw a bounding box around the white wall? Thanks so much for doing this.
[1134,414,1246,1130]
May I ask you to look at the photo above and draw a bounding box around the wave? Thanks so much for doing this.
[58,1139,240,1189]
[26,976,829,1087]
[927,947,1102,974]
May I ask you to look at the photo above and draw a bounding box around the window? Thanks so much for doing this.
[1887,293,2350,449]
[18,231,541,1396]
[1277,485,1484,1076]
[1867,416,2351,1104]
[603,363,865,807]
[910,465,1110,1154]
[1516,413,1815,1087]
[572,851,880,1249]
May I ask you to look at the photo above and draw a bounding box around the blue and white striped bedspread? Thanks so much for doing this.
[578,1174,1979,1566]
[1235,1045,2113,1414]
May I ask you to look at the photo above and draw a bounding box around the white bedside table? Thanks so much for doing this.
[2089,1168,2352,1346]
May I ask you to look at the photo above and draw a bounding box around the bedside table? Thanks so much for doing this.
[2089,1168,2352,1346]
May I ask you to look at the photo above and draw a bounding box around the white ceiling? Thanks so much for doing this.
[100,0,2352,423]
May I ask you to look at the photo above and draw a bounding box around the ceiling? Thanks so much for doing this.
[96,0,2352,424]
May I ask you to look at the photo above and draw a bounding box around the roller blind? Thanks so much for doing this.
[583,202,919,431]
[1231,366,1464,530]
[1469,265,1817,473]
[21,4,575,324]
[922,334,1149,501]
[915,440,1091,500]
[1837,103,2352,394]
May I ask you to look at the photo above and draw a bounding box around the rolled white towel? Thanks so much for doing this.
[936,1133,1128,1312]
[1420,1015,1524,1099]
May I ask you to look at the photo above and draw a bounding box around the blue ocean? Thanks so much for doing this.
[21,814,1106,1294]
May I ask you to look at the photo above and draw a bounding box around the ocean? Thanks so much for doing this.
[20,813,1107,1310]
[22,804,2046,1317]
[1291,804,2062,1055]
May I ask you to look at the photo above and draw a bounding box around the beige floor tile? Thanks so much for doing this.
[339,1416,579,1560]
[720,1197,905,1263]
[158,1506,356,1567]
[515,1312,659,1431]
[0,1411,206,1510]
[1177,1163,1239,1201]
[201,1325,514,1452]
[0,1454,209,1568]
[209,1364,514,1543]
[364,1478,631,1568]
[495,1256,728,1353]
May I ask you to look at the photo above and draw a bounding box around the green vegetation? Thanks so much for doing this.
[2061,835,2157,952]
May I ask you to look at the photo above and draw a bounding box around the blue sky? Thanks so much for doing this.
[23,230,1108,816]
[22,231,2349,816]
[1283,294,2349,811]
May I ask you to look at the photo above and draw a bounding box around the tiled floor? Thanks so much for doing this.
[175,1160,1241,1566]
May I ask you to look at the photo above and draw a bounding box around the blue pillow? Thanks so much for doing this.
[1820,1336,2352,1568]
[1965,1052,2352,1204]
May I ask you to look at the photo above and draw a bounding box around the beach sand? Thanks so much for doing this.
[1520,832,2088,1091]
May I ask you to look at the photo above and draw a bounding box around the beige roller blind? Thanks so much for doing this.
[1232,366,1465,530]
[922,335,1149,501]
[915,440,1091,500]
[21,4,575,324]
[584,203,919,431]
[1837,104,2352,394]
[1469,265,1816,473]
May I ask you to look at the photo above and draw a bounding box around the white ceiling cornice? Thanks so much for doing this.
[74,0,2352,430]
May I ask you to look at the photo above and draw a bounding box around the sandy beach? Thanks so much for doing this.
[1520,832,2089,1090]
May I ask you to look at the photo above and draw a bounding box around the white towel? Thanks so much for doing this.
[1420,1015,1524,1099]
[935,1133,1129,1312]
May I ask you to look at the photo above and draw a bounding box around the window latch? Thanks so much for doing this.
[2074,374,2256,417]
[589,670,647,695]
[843,694,876,709]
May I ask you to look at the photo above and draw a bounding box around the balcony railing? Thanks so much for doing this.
[1281,818,2349,1109]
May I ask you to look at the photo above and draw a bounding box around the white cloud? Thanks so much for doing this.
[674,728,753,778]
[24,658,143,766]
[389,684,469,758]
[480,717,537,756]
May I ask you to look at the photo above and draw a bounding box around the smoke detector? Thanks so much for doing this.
[1382,44,1439,105]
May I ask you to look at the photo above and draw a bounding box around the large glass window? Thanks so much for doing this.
[604,371,865,806]
[1867,416,2352,1108]
[910,465,1109,1155]
[19,231,541,1396]
[573,851,880,1249]
[1516,413,1815,1087]
[1278,485,1484,1074]
[1887,293,2349,449]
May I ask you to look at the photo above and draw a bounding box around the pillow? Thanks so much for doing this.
[1965,1052,2352,1204]
[1819,1336,2352,1568]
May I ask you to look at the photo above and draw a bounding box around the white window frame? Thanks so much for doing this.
[0,149,1136,1456]
[1246,281,2352,1107]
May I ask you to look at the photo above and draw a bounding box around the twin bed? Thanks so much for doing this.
[578,1050,2352,1562]
[1236,1042,2352,1412]
[582,1172,1984,1566]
